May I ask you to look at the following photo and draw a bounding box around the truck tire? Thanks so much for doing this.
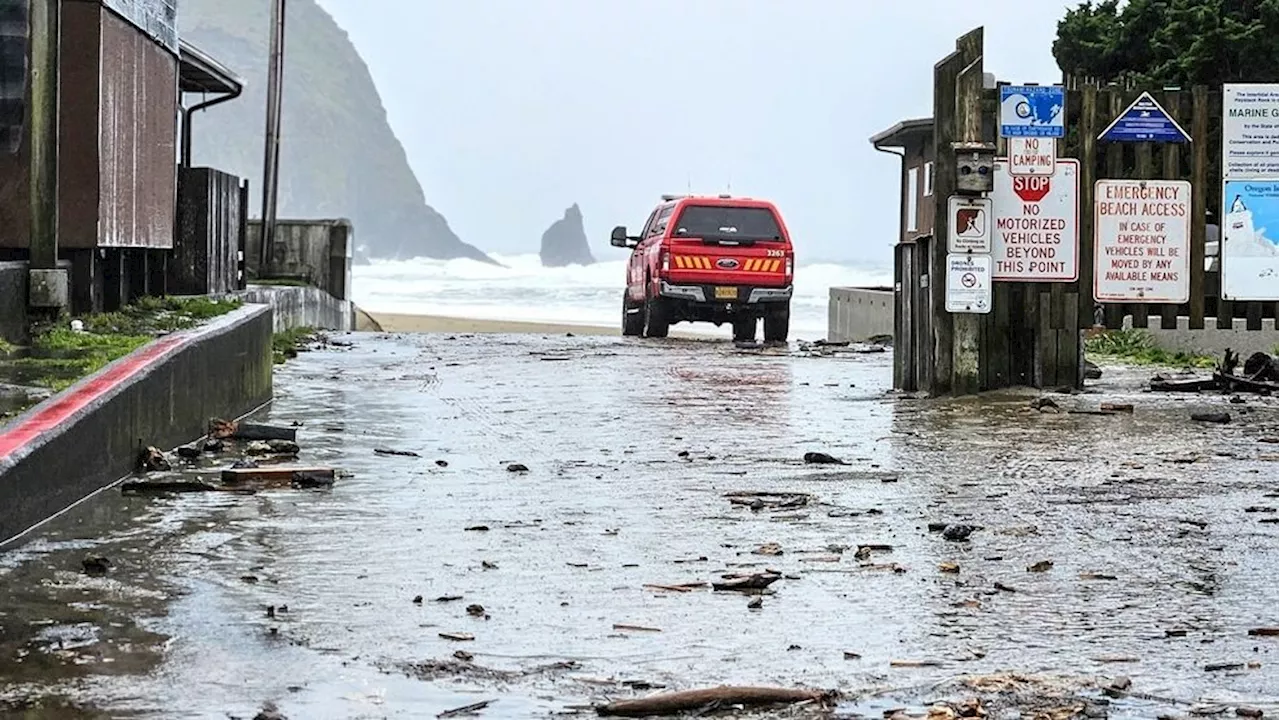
[732,315,757,343]
[622,292,644,337]
[763,304,790,344]
[643,295,670,338]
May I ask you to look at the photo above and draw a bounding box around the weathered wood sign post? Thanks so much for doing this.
[890,27,1278,397]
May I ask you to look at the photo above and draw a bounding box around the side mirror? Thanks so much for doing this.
[610,225,630,248]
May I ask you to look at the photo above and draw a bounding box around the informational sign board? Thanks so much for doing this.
[999,85,1065,138]
[1098,92,1191,143]
[1220,180,1280,301]
[1008,136,1057,177]
[990,160,1080,282]
[1094,179,1192,303]
[1222,84,1279,180]
[947,196,993,253]
[945,254,992,314]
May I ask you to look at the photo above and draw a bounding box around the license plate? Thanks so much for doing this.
[714,286,737,300]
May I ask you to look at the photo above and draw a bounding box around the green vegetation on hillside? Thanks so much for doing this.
[1053,0,1279,87]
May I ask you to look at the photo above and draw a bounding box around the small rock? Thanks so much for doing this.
[176,444,203,459]
[1236,706,1263,718]
[942,524,976,542]
[747,597,763,610]
[435,459,449,467]
[203,438,225,453]
[465,525,490,532]
[506,463,529,473]
[81,556,111,576]
[137,446,171,472]
[994,582,1017,593]
[786,644,802,651]
[481,561,498,570]
[1027,560,1054,573]
[253,702,287,720]
[1229,395,1246,404]
[466,604,485,617]
[453,650,474,662]
[1084,360,1103,380]
[677,450,690,458]
[412,595,423,604]
[752,543,783,556]
[267,439,300,455]
[803,452,846,465]
[1030,397,1059,413]
[938,561,960,574]
[843,651,862,660]
[1107,676,1132,694]
[749,498,765,512]
[1191,412,1231,424]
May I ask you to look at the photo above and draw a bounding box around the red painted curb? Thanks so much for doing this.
[0,334,190,460]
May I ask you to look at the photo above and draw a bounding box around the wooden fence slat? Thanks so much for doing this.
[1161,89,1182,330]
[1058,294,1080,388]
[1246,302,1263,332]
[1189,85,1208,330]
[1037,292,1057,387]
[1132,142,1154,331]
[990,282,1010,389]
[1077,85,1098,329]
[1103,89,1127,330]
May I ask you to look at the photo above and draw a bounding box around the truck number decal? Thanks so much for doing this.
[766,249,785,257]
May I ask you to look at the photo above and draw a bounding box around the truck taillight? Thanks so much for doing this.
[661,251,670,273]
[785,256,793,277]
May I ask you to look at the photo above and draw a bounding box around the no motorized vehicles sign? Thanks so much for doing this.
[991,159,1080,282]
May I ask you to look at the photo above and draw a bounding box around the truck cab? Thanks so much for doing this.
[611,194,794,342]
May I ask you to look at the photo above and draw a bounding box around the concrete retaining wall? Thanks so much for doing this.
[241,284,353,332]
[245,219,353,301]
[828,286,895,342]
[1124,316,1279,357]
[0,305,273,543]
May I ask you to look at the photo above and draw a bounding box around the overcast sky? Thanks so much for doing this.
[316,0,1067,264]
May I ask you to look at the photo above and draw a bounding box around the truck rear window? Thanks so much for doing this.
[673,206,783,241]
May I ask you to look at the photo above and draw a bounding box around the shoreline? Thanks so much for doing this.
[364,311,722,338]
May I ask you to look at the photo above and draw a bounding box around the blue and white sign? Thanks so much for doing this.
[1098,92,1191,143]
[1221,180,1280,301]
[999,85,1065,138]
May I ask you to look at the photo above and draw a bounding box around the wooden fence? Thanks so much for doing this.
[170,166,248,296]
[905,27,1277,396]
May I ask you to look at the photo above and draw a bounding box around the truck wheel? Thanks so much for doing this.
[643,295,670,338]
[732,315,757,343]
[622,292,644,337]
[763,304,790,344]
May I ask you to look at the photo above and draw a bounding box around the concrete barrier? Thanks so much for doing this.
[241,284,353,332]
[828,286,894,343]
[1123,315,1279,357]
[0,305,273,543]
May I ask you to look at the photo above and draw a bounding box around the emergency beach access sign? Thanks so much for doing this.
[991,160,1080,281]
[1094,179,1192,303]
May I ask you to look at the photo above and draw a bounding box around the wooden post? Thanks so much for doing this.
[951,54,984,396]
[1189,85,1208,330]
[27,0,58,271]
[1103,89,1126,329]
[1160,89,1182,330]
[1078,85,1098,330]
[259,0,287,272]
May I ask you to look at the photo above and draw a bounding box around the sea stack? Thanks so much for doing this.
[539,204,595,267]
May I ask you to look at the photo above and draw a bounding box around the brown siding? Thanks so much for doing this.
[98,5,176,248]
[0,0,101,250]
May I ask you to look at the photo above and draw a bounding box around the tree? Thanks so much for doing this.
[1053,0,1279,87]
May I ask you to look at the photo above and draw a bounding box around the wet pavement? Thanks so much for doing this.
[0,332,1276,719]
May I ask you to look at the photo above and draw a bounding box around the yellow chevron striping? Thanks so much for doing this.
[769,259,780,272]
[747,258,759,271]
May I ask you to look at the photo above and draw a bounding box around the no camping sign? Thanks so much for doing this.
[990,160,1080,281]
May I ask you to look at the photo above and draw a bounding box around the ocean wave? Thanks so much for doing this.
[351,253,892,337]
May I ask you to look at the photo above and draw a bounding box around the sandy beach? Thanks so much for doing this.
[362,310,720,338]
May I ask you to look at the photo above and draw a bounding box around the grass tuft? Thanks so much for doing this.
[1084,329,1216,368]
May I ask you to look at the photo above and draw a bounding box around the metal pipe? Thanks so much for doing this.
[181,85,242,168]
[28,0,59,270]
[259,0,286,272]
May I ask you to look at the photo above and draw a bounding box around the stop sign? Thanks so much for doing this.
[1013,176,1051,202]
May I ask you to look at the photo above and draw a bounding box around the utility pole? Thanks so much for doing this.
[259,0,286,274]
[28,0,67,313]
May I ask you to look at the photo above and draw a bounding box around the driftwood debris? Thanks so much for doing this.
[1151,350,1279,395]
[595,686,833,717]
[437,699,494,718]
[221,466,335,489]
[209,419,299,442]
[711,571,782,592]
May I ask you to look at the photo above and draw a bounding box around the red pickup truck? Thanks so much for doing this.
[611,194,794,343]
